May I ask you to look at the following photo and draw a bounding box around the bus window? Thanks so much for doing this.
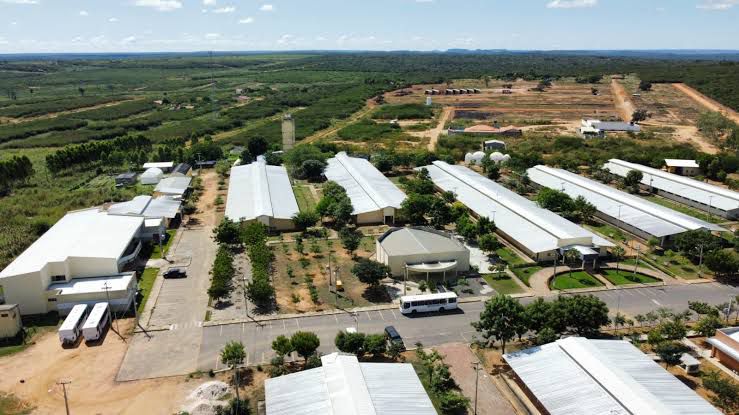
[403,303,410,309]
[448,298,457,303]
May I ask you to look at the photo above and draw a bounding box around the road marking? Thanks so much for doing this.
[295,319,300,329]
[220,325,223,336]
[334,315,339,324]
[366,312,372,321]
[198,321,203,327]
[283,320,287,330]
[246,352,250,366]
[390,309,397,319]
[262,352,265,363]
[215,355,219,370]
[637,290,648,297]
[651,299,662,306]
[378,311,385,321]
[242,323,245,334]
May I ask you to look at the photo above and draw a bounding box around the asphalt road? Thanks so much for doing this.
[196,282,739,371]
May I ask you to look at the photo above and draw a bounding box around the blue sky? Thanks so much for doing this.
[0,0,737,53]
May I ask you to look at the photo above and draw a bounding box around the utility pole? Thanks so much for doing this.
[102,282,119,334]
[471,361,481,415]
[633,244,640,275]
[58,379,71,415]
[697,244,704,278]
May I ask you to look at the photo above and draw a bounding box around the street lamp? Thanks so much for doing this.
[471,361,481,415]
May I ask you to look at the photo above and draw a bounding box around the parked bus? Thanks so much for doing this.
[82,302,111,342]
[58,304,88,345]
[399,292,458,314]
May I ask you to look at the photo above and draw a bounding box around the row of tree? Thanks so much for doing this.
[0,155,33,193]
[243,222,276,309]
[45,134,151,173]
[208,245,235,304]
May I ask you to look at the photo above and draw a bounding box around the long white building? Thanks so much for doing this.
[505,337,720,415]
[0,209,143,315]
[324,152,406,224]
[603,158,739,219]
[225,156,300,231]
[422,161,613,263]
[527,165,724,244]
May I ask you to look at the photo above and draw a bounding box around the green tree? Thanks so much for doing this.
[213,217,242,246]
[292,210,320,230]
[478,233,502,256]
[291,331,320,363]
[439,391,470,414]
[611,246,625,274]
[335,331,366,355]
[476,216,496,235]
[623,169,644,193]
[706,250,739,278]
[339,227,362,257]
[631,109,649,123]
[221,340,246,367]
[272,335,293,357]
[536,188,574,213]
[559,295,610,336]
[702,370,739,413]
[534,327,558,345]
[401,193,434,225]
[689,301,720,317]
[563,248,580,278]
[638,80,652,91]
[524,297,552,333]
[429,197,453,229]
[472,294,526,353]
[247,136,268,157]
[572,195,597,223]
[363,334,387,356]
[245,275,274,307]
[654,341,688,368]
[352,259,390,288]
[696,314,723,337]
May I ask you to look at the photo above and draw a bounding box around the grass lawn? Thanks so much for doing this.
[293,185,319,212]
[0,344,28,358]
[511,266,542,287]
[0,313,59,358]
[601,269,660,285]
[644,252,710,280]
[0,392,33,415]
[483,273,523,295]
[150,229,177,259]
[137,267,159,314]
[550,271,603,290]
[495,247,527,267]
[643,195,724,224]
[584,222,627,242]
[408,358,443,413]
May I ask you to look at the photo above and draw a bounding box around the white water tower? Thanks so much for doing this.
[425,96,433,106]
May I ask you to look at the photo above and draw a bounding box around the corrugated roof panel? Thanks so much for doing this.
[604,159,739,213]
[154,176,191,196]
[325,152,406,215]
[527,165,724,237]
[362,363,437,415]
[380,227,467,256]
[225,157,299,222]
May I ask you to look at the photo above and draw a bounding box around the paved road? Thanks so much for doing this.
[195,282,739,371]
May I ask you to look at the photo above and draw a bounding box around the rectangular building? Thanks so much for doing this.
[664,159,701,176]
[708,327,739,373]
[325,152,407,224]
[0,209,143,315]
[603,158,739,219]
[225,156,299,231]
[154,176,191,199]
[504,337,720,415]
[422,161,612,263]
[108,195,181,239]
[0,304,22,339]
[527,165,725,245]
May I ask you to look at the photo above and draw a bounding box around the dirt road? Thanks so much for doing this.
[0,320,188,415]
[302,98,378,144]
[414,106,452,151]
[610,79,635,122]
[672,83,739,124]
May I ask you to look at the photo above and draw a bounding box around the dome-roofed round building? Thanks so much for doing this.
[376,227,470,279]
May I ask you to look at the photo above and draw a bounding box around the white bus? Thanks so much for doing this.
[399,292,458,314]
[82,302,111,342]
[58,304,88,345]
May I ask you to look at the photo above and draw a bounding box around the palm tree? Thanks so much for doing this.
[634,314,646,329]
[612,246,625,275]
[564,249,580,278]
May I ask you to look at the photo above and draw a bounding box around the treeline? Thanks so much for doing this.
[70,99,155,121]
[244,222,276,309]
[45,135,151,173]
[0,118,87,145]
[0,155,33,193]
[0,95,123,118]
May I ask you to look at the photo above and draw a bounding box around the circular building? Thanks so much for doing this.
[376,227,470,279]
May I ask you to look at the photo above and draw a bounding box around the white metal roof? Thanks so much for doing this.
[108,195,181,219]
[664,159,700,168]
[0,209,143,279]
[225,157,300,222]
[527,165,724,238]
[47,273,134,296]
[325,152,407,215]
[265,353,435,415]
[379,227,468,256]
[141,167,164,178]
[142,161,174,169]
[504,337,721,415]
[604,159,739,213]
[422,161,612,255]
[154,176,191,196]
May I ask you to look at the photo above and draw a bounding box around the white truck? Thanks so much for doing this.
[82,302,111,342]
[58,304,88,345]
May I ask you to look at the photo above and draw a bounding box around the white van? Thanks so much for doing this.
[58,304,88,345]
[82,302,111,342]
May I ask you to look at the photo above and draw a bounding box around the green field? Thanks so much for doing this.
[601,269,660,285]
[550,271,604,290]
[511,266,543,287]
[584,222,628,242]
[293,185,319,212]
[482,273,524,295]
[149,230,177,260]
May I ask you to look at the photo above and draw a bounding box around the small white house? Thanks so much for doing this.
[0,304,22,339]
[140,167,164,185]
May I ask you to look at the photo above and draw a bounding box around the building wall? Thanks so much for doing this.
[383,250,470,277]
[713,349,739,373]
[0,272,47,315]
[270,218,296,231]
[644,185,733,219]
[356,210,385,225]
[0,305,22,338]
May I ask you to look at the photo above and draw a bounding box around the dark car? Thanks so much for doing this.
[384,325,404,350]
[163,267,187,279]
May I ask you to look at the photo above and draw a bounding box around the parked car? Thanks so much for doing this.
[163,267,187,279]
[384,325,404,350]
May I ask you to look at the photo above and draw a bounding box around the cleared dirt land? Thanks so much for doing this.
[0,319,189,414]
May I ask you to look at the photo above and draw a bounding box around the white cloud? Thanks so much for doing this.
[238,17,254,24]
[121,36,137,45]
[109,17,119,22]
[79,10,88,16]
[0,0,39,4]
[202,0,216,4]
[213,6,235,13]
[415,0,434,3]
[546,0,597,8]
[696,0,739,9]
[276,34,295,45]
[259,4,274,11]
[134,0,182,12]
[205,33,221,39]
[10,21,18,25]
